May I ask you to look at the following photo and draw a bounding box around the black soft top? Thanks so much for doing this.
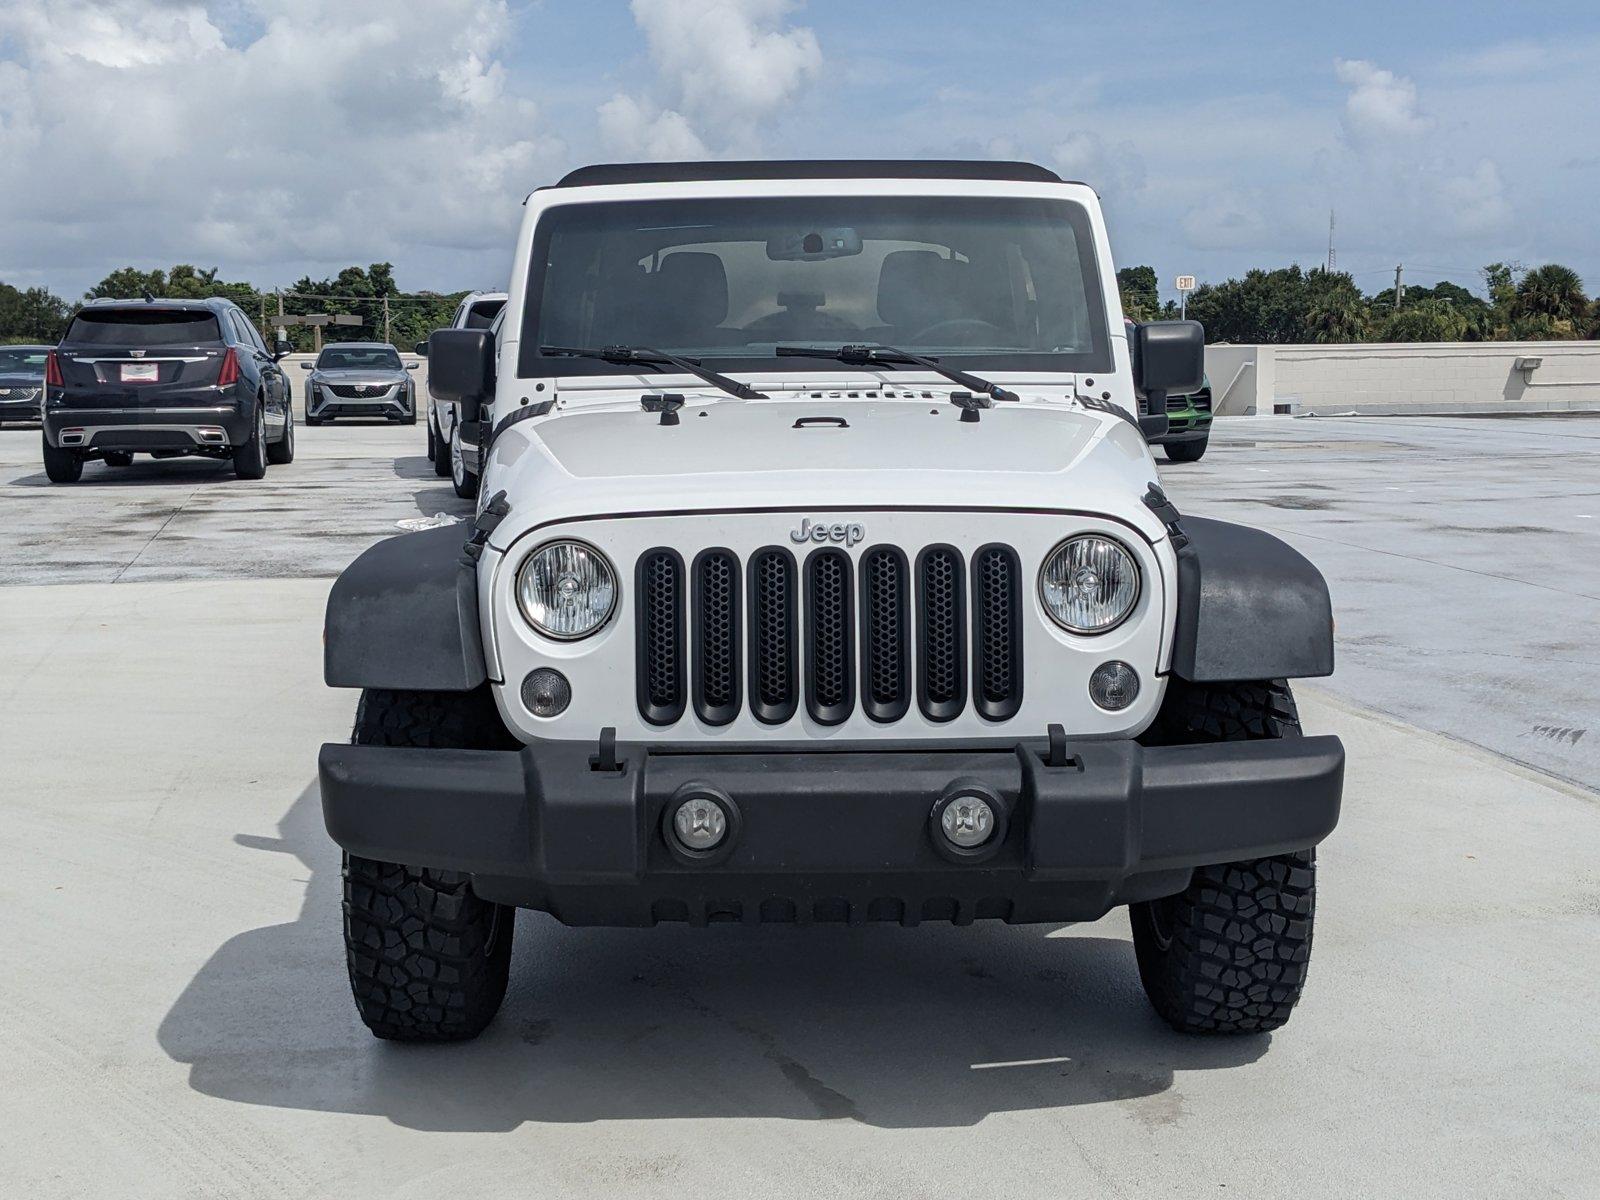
[554,160,1064,188]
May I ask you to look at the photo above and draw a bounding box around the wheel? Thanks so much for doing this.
[266,407,295,464]
[103,451,134,467]
[433,418,452,478]
[233,404,268,479]
[342,687,519,1042]
[427,421,437,460]
[450,424,478,499]
[1129,680,1316,1034]
[1164,437,1208,463]
[42,434,83,483]
[305,413,323,427]
[401,407,417,426]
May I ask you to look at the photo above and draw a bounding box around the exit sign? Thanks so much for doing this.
[1175,275,1197,291]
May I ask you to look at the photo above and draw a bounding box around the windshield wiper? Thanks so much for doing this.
[541,344,766,400]
[775,343,1018,403]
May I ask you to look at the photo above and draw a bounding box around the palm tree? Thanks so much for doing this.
[1514,264,1589,326]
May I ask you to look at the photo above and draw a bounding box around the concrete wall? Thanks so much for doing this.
[1204,341,1600,417]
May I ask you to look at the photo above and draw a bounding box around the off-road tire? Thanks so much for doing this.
[266,408,295,464]
[342,686,519,1042]
[233,404,268,480]
[42,435,83,483]
[103,451,134,467]
[1164,437,1208,463]
[1130,679,1316,1034]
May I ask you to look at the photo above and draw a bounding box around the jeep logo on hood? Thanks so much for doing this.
[790,518,865,547]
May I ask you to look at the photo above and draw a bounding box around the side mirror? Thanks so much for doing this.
[428,328,495,422]
[1131,320,1204,399]
[404,362,419,370]
[413,341,429,357]
[299,362,313,370]
[273,337,292,360]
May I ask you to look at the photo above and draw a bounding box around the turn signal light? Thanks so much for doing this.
[217,347,239,387]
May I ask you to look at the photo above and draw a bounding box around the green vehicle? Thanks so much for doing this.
[1141,375,1213,463]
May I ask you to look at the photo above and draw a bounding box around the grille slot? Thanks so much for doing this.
[859,547,910,722]
[692,549,741,725]
[635,549,686,725]
[972,545,1023,720]
[747,548,798,724]
[916,546,967,722]
[804,549,854,724]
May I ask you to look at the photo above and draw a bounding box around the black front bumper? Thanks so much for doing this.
[319,734,1343,927]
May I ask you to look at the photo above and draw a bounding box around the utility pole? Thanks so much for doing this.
[383,295,391,346]
[1394,264,1405,311]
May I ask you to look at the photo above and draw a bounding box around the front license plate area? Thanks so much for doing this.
[120,362,159,383]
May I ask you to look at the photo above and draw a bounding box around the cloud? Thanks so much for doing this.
[1334,58,1431,144]
[600,0,821,158]
[1049,131,1145,199]
[1435,158,1511,235]
[0,0,563,290]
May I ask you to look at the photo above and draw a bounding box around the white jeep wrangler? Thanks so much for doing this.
[321,160,1342,1042]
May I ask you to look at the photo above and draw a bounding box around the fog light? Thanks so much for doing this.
[1088,661,1140,711]
[521,668,571,717]
[940,794,995,848]
[672,796,728,851]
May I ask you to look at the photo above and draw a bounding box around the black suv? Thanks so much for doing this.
[42,297,295,483]
[0,346,50,425]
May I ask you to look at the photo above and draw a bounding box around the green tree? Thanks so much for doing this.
[1378,298,1472,342]
[1184,265,1366,344]
[1513,264,1589,337]
[1116,265,1161,322]
[0,281,71,342]
[1304,273,1372,343]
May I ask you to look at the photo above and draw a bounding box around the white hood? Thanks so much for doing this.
[482,391,1168,551]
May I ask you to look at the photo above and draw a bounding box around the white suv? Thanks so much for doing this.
[321,161,1343,1043]
[422,289,507,496]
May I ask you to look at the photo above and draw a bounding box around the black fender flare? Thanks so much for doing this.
[1170,516,1334,683]
[324,523,487,691]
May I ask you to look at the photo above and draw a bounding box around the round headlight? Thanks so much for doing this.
[1039,535,1140,634]
[516,540,617,640]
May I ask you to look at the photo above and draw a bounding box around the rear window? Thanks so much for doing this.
[66,309,223,347]
[464,299,505,330]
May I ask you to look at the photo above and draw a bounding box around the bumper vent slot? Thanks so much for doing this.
[917,546,967,722]
[804,549,854,724]
[972,545,1023,720]
[636,549,686,725]
[860,547,910,722]
[692,549,741,725]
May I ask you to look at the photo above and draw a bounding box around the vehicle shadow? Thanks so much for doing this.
[7,457,232,487]
[411,485,469,518]
[158,782,1267,1132]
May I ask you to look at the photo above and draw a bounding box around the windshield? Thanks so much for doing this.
[0,348,49,374]
[65,309,222,346]
[463,299,505,329]
[519,195,1110,377]
[317,345,401,370]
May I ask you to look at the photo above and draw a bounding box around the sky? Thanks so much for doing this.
[2,0,1598,305]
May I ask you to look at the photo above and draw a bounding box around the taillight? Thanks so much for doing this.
[46,351,63,388]
[217,347,239,387]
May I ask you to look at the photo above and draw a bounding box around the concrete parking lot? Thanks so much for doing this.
[1,415,1597,1198]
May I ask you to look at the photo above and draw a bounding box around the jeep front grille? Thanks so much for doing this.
[636,542,1023,728]
[636,549,686,725]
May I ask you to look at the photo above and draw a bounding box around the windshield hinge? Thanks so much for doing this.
[641,393,685,426]
[950,390,994,423]
[463,490,511,561]
[1141,483,1188,549]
